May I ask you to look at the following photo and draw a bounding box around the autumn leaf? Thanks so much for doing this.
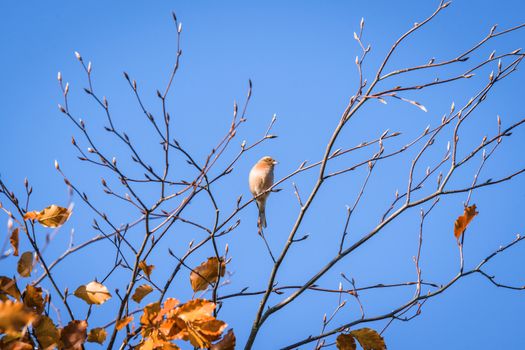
[336,333,356,350]
[74,281,111,305]
[211,329,236,350]
[0,333,34,350]
[190,257,226,292]
[10,227,19,256]
[0,276,21,300]
[175,299,227,348]
[116,315,134,331]
[61,320,88,350]
[23,204,71,228]
[34,315,60,350]
[454,204,479,240]
[23,284,45,314]
[17,252,33,277]
[132,284,153,303]
[350,328,386,350]
[139,261,155,279]
[0,300,37,338]
[87,327,107,344]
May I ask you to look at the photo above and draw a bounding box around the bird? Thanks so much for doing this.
[249,156,277,229]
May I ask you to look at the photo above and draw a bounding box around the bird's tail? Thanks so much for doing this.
[257,200,267,228]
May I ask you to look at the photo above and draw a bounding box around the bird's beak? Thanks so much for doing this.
[273,160,279,165]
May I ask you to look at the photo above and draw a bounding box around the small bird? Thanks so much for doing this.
[249,156,277,228]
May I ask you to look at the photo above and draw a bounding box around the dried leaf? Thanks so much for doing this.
[23,284,45,314]
[336,333,356,350]
[60,320,88,350]
[87,327,107,344]
[176,299,227,348]
[74,281,111,305]
[0,300,37,338]
[139,261,155,279]
[190,257,226,292]
[132,284,153,303]
[350,328,386,350]
[24,205,71,228]
[0,276,21,300]
[10,227,19,256]
[453,204,479,239]
[17,252,33,277]
[211,329,236,350]
[34,315,60,350]
[116,315,134,331]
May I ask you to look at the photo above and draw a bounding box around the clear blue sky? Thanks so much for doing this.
[1,1,524,349]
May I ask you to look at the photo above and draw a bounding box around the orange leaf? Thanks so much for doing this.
[34,315,60,350]
[87,327,107,344]
[74,281,112,305]
[10,227,19,256]
[132,284,154,303]
[17,252,33,277]
[116,315,134,331]
[211,329,236,350]
[454,204,479,239]
[336,333,356,350]
[23,284,45,314]
[190,257,226,292]
[139,261,155,279]
[349,328,386,350]
[60,320,88,350]
[0,300,37,338]
[24,205,71,228]
[0,276,21,300]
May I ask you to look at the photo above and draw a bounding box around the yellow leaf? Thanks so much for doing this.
[34,315,60,350]
[0,300,37,338]
[454,204,478,239]
[23,284,45,314]
[60,320,87,350]
[190,257,226,292]
[139,261,155,279]
[17,252,33,277]
[350,328,386,350]
[0,276,21,300]
[116,315,134,331]
[74,281,111,305]
[10,227,19,256]
[87,327,107,344]
[132,284,153,303]
[24,205,71,228]
[336,333,356,350]
[211,328,236,350]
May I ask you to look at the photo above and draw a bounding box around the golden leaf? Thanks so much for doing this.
[140,302,161,327]
[350,328,386,350]
[23,205,71,228]
[116,315,134,331]
[454,204,479,239]
[87,327,107,344]
[190,257,226,292]
[0,332,35,350]
[211,329,236,350]
[139,261,155,279]
[10,227,19,256]
[0,276,21,300]
[34,315,60,350]
[336,333,356,350]
[17,252,33,277]
[73,281,112,305]
[0,300,37,338]
[132,284,154,303]
[175,299,226,348]
[23,284,45,314]
[60,320,88,350]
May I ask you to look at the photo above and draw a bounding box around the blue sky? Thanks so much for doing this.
[1,1,524,349]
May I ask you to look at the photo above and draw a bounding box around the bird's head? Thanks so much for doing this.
[260,156,278,167]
